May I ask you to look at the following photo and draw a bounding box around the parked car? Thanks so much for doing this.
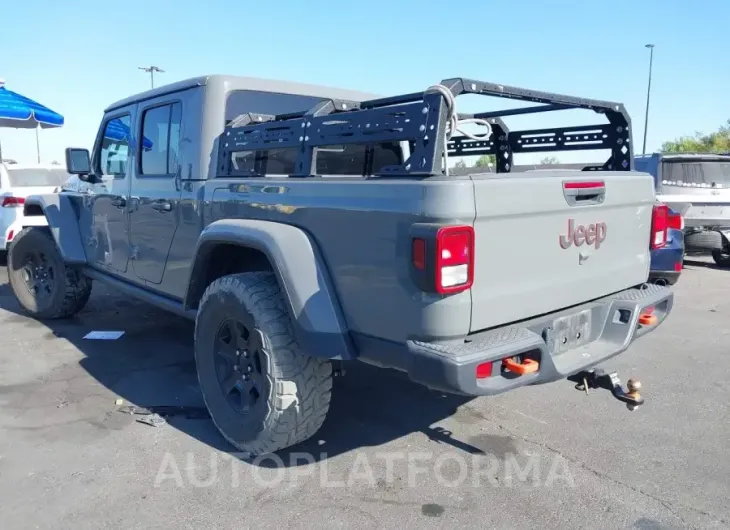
[9,75,674,455]
[649,205,684,285]
[0,163,70,252]
[634,153,730,266]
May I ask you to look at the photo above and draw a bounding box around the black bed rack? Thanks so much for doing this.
[218,77,633,177]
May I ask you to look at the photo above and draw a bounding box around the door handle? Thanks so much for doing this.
[110,197,126,208]
[151,201,173,212]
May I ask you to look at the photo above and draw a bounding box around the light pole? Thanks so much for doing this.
[642,44,655,155]
[138,66,165,89]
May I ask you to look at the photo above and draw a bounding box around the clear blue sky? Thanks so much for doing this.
[1,0,728,165]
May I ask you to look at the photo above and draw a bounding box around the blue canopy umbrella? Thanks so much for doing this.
[0,79,64,163]
[104,117,154,150]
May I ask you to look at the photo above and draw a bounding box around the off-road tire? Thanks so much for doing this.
[7,227,92,319]
[712,250,730,268]
[194,271,333,456]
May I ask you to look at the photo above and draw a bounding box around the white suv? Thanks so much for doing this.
[0,163,71,251]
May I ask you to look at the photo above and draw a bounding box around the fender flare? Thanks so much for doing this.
[22,194,86,264]
[185,219,356,360]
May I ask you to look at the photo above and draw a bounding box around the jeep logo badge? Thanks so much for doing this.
[559,219,607,249]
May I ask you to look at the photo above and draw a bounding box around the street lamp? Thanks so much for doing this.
[138,66,165,89]
[642,44,655,155]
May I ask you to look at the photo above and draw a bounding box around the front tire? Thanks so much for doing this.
[194,272,332,456]
[7,227,92,319]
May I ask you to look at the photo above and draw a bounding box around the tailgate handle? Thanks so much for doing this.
[563,180,605,206]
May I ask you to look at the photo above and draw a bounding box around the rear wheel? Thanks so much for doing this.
[7,227,92,319]
[194,271,332,456]
[712,249,730,268]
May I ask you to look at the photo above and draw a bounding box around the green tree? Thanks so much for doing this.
[661,120,730,154]
[453,159,468,170]
[540,156,560,164]
[474,155,495,167]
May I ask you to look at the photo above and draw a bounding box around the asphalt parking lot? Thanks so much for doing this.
[0,258,728,530]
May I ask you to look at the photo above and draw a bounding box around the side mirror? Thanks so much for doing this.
[65,147,91,179]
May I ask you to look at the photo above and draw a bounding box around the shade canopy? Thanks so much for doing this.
[103,117,154,150]
[0,80,64,129]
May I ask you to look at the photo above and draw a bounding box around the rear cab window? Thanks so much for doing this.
[139,102,182,177]
[223,90,403,177]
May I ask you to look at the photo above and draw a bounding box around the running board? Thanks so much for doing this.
[83,267,197,320]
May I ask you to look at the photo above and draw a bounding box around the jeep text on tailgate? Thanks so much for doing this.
[559,218,607,249]
[8,75,673,455]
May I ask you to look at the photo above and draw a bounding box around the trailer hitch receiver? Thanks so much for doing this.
[568,369,644,411]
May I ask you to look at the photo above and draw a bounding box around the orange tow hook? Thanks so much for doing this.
[639,306,658,326]
[502,357,539,375]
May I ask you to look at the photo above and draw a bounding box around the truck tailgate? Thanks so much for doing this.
[469,171,656,332]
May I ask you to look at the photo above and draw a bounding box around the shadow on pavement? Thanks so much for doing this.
[683,258,728,271]
[0,272,482,465]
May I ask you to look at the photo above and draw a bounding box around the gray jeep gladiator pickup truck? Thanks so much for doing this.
[7,75,674,455]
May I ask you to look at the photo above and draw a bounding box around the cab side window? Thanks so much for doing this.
[98,115,131,177]
[140,102,182,176]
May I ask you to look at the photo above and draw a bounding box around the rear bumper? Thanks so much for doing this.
[356,284,673,396]
[649,240,683,285]
[648,270,681,286]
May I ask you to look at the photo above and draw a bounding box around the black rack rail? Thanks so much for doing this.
[218,77,633,177]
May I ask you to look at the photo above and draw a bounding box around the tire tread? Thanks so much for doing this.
[195,271,332,456]
[8,227,92,319]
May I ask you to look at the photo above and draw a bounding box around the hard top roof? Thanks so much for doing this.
[105,75,382,112]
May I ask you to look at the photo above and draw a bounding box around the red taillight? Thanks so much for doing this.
[651,204,669,250]
[6,229,14,242]
[1,196,24,208]
[412,238,426,270]
[476,361,493,379]
[435,225,474,294]
[668,211,683,230]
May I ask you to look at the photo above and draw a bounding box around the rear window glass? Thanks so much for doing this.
[224,90,403,176]
[230,143,402,176]
[662,160,730,187]
[7,168,71,187]
[225,90,323,124]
